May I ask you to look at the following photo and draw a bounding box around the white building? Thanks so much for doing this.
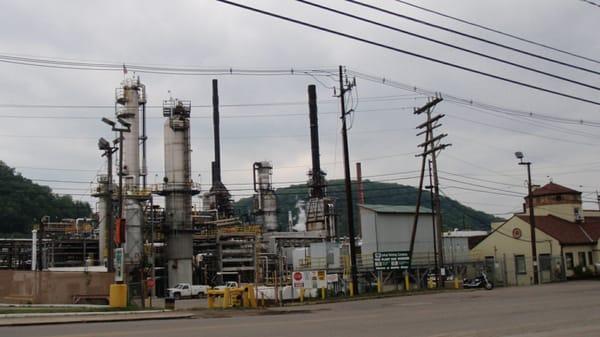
[443,229,488,264]
[359,204,435,266]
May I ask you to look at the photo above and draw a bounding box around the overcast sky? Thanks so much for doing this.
[0,0,599,219]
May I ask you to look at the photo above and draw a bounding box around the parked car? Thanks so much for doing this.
[166,283,210,299]
[214,281,239,290]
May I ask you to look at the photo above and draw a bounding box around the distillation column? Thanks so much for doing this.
[115,77,146,270]
[162,98,197,287]
[253,161,278,232]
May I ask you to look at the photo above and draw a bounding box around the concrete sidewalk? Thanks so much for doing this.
[0,310,193,327]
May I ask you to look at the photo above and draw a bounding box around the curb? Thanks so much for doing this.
[0,310,169,319]
[0,312,193,327]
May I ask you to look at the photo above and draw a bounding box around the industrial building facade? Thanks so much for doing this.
[471,183,600,286]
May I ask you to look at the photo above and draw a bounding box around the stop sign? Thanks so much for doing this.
[293,272,303,281]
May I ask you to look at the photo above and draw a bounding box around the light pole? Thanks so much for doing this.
[515,151,539,285]
[102,118,130,255]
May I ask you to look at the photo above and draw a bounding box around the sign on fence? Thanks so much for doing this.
[373,251,410,271]
[292,271,304,288]
[114,248,124,282]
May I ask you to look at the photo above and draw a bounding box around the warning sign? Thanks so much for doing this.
[292,271,305,288]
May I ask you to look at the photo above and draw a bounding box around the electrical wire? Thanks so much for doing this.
[216,0,600,106]
[0,94,424,109]
[348,0,600,74]
[298,0,600,90]
[457,104,600,140]
[348,70,600,127]
[445,113,598,147]
[392,0,600,65]
[580,0,600,8]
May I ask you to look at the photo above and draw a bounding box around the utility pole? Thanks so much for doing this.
[597,191,600,211]
[338,65,358,296]
[105,145,116,272]
[427,159,438,284]
[408,97,449,289]
[429,113,446,281]
[516,152,539,285]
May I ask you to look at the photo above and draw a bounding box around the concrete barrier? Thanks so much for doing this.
[0,270,114,304]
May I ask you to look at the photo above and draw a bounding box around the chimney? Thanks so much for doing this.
[356,162,365,204]
[308,84,324,198]
[212,79,221,186]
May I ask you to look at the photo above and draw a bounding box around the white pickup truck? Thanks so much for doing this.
[167,283,210,299]
[214,281,239,290]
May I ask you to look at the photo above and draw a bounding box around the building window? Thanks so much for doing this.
[565,253,574,270]
[578,252,587,267]
[539,253,551,271]
[588,252,593,265]
[515,255,526,275]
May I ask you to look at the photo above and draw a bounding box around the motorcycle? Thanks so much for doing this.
[463,271,494,290]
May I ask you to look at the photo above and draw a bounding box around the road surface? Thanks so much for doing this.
[2,281,599,337]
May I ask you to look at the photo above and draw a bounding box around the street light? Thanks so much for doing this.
[98,136,117,272]
[101,117,130,254]
[515,151,539,285]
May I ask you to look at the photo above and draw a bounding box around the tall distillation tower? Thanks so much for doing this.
[253,161,278,232]
[115,77,147,272]
[159,98,198,287]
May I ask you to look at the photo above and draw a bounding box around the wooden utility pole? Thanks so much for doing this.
[407,98,442,269]
[408,97,450,287]
[338,65,358,296]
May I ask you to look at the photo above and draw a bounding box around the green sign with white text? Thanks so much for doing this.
[373,251,410,271]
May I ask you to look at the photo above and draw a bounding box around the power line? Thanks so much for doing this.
[348,0,600,74]
[580,0,600,8]
[392,0,600,65]
[0,106,416,120]
[441,185,523,198]
[0,94,424,109]
[348,70,600,127]
[217,1,600,106]
[457,105,600,141]
[0,53,339,76]
[298,0,600,90]
[445,113,598,147]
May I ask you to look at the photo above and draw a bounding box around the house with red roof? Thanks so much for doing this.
[471,182,600,286]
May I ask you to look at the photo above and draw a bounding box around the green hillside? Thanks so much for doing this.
[0,161,92,235]
[234,179,501,234]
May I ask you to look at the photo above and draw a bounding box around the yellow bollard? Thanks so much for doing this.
[242,290,250,308]
[321,288,325,300]
[207,292,214,309]
[377,279,382,293]
[300,288,305,303]
[223,288,231,308]
[109,284,127,308]
[261,293,265,308]
[454,278,459,289]
[349,282,354,297]
[247,285,257,308]
[404,274,410,291]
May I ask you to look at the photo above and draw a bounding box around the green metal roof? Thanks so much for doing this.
[359,204,432,214]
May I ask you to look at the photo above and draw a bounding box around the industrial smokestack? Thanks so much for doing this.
[356,162,365,204]
[212,79,221,185]
[308,84,324,198]
[207,79,233,218]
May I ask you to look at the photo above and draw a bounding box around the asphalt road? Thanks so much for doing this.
[2,281,599,337]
